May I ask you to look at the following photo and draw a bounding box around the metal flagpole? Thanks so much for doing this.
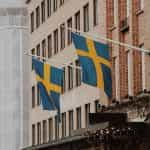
[65,26,150,54]
[25,52,82,70]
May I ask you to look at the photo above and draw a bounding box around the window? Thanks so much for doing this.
[94,100,99,113]
[60,24,65,50]
[37,84,40,105]
[85,103,90,127]
[48,34,52,58]
[41,0,45,23]
[47,0,51,17]
[54,0,58,12]
[36,44,40,58]
[32,124,35,145]
[61,67,66,93]
[68,65,73,90]
[75,11,80,32]
[68,110,74,136]
[37,122,41,145]
[55,116,59,139]
[31,48,35,70]
[75,60,81,87]
[36,6,40,28]
[61,112,66,137]
[43,120,47,143]
[60,0,64,6]
[48,118,53,141]
[54,29,58,54]
[42,39,46,59]
[30,12,34,32]
[67,17,72,45]
[93,0,98,26]
[32,86,35,108]
[83,4,89,32]
[76,107,81,129]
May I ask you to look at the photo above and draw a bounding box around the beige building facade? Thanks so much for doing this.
[26,0,107,147]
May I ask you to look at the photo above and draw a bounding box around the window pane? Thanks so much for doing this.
[75,11,80,33]
[61,112,66,137]
[32,124,35,145]
[75,60,81,87]
[76,107,81,129]
[37,122,41,144]
[48,34,52,58]
[47,0,51,17]
[69,110,74,136]
[55,116,59,139]
[68,65,73,90]
[49,118,53,141]
[67,17,72,45]
[85,103,90,127]
[61,67,66,93]
[43,120,47,143]
[54,29,58,54]
[36,6,40,28]
[32,86,35,108]
[83,3,89,32]
[54,0,58,12]
[30,12,34,32]
[60,24,65,50]
[41,0,45,23]
[42,39,46,60]
[93,0,98,26]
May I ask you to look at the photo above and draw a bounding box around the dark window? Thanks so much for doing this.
[85,103,90,127]
[31,48,35,70]
[67,17,72,45]
[93,0,98,26]
[42,39,46,59]
[32,124,35,145]
[60,0,64,6]
[36,6,40,28]
[60,24,65,50]
[41,0,46,23]
[36,44,40,59]
[49,118,53,141]
[68,65,73,90]
[37,122,41,145]
[37,84,40,105]
[83,3,89,32]
[55,115,59,139]
[30,12,34,32]
[75,60,81,87]
[61,112,66,137]
[47,0,52,17]
[61,67,66,93]
[54,29,58,54]
[32,86,35,108]
[75,11,80,33]
[76,107,81,129]
[43,120,47,143]
[54,0,58,12]
[68,110,73,136]
[48,34,52,58]
[94,100,99,113]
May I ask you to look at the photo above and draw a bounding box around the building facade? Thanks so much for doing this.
[25,0,150,149]
[0,0,30,150]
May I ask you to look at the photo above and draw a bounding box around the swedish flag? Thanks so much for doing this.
[72,33,112,98]
[32,57,63,114]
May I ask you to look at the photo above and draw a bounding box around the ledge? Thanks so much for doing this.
[136,9,144,16]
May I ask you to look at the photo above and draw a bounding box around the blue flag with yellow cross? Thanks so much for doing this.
[32,57,63,117]
[72,33,112,98]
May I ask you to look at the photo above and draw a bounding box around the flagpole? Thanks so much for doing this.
[25,52,82,70]
[64,26,150,54]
